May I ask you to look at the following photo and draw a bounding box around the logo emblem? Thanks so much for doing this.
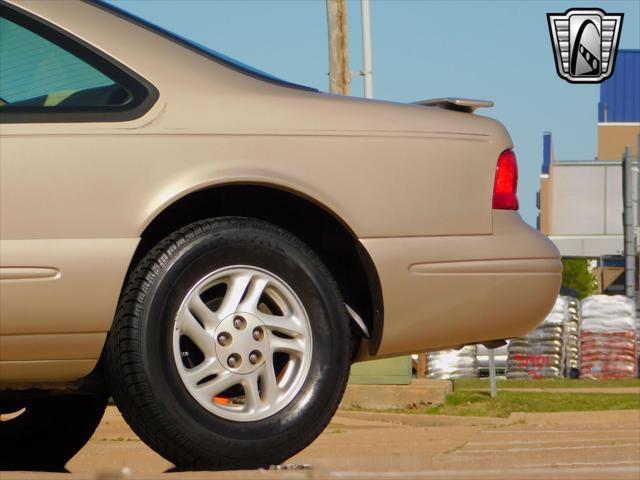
[547,9,623,83]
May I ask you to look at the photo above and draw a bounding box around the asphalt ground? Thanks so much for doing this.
[2,406,639,480]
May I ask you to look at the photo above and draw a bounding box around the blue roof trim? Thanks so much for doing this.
[599,49,640,123]
[600,257,625,267]
[542,132,551,175]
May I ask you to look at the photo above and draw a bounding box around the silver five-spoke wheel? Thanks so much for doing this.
[172,266,312,421]
[108,218,351,469]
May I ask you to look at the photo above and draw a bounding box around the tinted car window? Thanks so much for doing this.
[0,16,131,108]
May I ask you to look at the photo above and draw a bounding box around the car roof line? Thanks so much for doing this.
[86,0,319,93]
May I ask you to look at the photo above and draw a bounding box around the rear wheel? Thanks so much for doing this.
[0,394,107,471]
[106,217,351,469]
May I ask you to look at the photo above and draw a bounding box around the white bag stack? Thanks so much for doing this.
[506,296,567,379]
[580,295,637,379]
[426,346,478,379]
[562,297,581,377]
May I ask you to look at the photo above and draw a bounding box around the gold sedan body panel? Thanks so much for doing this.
[0,0,560,385]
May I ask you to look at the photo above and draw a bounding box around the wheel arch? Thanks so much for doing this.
[125,182,384,355]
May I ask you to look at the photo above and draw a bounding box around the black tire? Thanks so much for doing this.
[105,217,351,470]
[0,394,107,471]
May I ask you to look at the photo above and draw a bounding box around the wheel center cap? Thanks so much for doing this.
[214,312,269,375]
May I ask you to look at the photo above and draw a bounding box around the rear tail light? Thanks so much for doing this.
[492,149,519,210]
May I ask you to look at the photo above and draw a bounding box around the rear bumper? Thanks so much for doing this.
[359,210,561,359]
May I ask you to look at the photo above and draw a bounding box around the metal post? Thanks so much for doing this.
[488,349,497,398]
[599,254,604,293]
[623,146,636,301]
[635,135,640,235]
[632,134,640,316]
[360,0,373,98]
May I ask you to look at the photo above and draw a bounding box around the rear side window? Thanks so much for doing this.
[0,4,157,122]
[0,17,129,108]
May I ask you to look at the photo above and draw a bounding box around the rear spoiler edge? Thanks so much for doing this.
[414,97,494,113]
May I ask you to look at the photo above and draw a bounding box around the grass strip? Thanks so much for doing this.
[353,391,640,418]
[453,378,640,390]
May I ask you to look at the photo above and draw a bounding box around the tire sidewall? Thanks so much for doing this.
[138,224,349,453]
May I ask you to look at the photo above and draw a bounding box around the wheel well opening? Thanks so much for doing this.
[129,184,383,355]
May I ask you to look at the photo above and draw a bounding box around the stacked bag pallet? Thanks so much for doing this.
[580,295,637,379]
[506,296,567,379]
[562,297,581,378]
[426,346,478,379]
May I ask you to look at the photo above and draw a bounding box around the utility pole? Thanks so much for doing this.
[326,0,350,95]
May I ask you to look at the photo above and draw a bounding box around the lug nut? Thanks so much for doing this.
[252,327,263,341]
[227,354,241,368]
[217,332,231,346]
[233,316,246,330]
[249,350,262,365]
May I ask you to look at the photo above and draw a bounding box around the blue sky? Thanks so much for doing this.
[107,0,639,227]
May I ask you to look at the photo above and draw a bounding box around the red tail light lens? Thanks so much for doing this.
[492,149,519,210]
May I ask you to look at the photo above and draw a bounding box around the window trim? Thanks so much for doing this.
[0,2,159,124]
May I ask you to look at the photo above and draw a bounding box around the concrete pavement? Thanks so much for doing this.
[1,407,638,480]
